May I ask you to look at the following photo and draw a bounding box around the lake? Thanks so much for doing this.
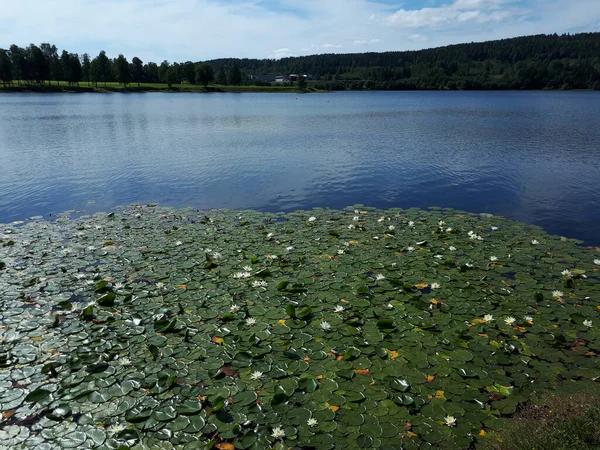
[1,90,599,244]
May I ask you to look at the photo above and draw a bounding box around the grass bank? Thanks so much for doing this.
[0,81,323,94]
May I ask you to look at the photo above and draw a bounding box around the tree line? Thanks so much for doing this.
[216,32,600,90]
[0,44,243,88]
[1,32,600,90]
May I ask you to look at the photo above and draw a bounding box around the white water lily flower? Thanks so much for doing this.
[250,371,263,381]
[444,416,457,427]
[118,357,131,366]
[308,217,316,222]
[266,254,278,260]
[252,280,268,288]
[532,239,539,245]
[348,224,355,230]
[561,269,573,277]
[375,273,385,281]
[212,252,223,259]
[233,272,252,279]
[594,259,600,265]
[408,221,415,227]
[465,263,474,268]
[155,282,165,289]
[266,233,274,239]
[243,265,253,272]
[378,218,385,223]
[388,225,395,230]
[271,427,285,439]
[334,305,345,313]
[307,418,318,427]
[320,321,331,331]
[108,423,126,435]
[434,254,443,259]
[468,230,475,236]
[491,226,499,231]
[446,227,453,233]
[75,273,86,280]
[175,240,183,246]
[438,220,445,226]
[483,314,494,322]
[337,249,345,255]
[87,246,96,251]
[353,216,360,221]
[552,290,563,298]
[114,282,124,290]
[583,320,592,328]
[490,256,498,262]
[286,246,294,251]
[431,282,441,289]
[524,316,534,323]
[245,318,257,326]
[85,280,95,285]
[385,303,394,309]
[505,317,516,325]
[230,305,240,313]
[344,241,351,247]
[407,246,415,252]
[448,246,456,251]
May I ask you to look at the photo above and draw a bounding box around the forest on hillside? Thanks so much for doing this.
[1,32,599,90]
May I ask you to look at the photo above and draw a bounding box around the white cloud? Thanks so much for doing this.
[386,0,527,29]
[271,48,294,59]
[320,43,343,49]
[354,38,383,45]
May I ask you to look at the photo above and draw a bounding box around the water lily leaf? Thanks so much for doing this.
[24,388,52,403]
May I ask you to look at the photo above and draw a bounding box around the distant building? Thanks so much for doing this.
[274,74,311,84]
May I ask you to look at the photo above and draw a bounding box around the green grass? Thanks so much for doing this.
[0,81,323,93]
[478,383,600,450]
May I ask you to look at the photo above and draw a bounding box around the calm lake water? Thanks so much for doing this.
[1,91,599,243]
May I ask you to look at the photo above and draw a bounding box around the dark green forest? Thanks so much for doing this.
[1,32,600,90]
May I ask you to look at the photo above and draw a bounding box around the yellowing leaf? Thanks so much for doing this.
[426,375,436,383]
[434,390,445,399]
[407,431,418,438]
[472,318,486,324]
[415,283,429,289]
[177,284,187,289]
[278,319,287,325]
[355,369,371,376]
[325,402,340,412]
[216,443,235,450]
[349,240,359,245]
[211,336,224,344]
[388,350,400,359]
[340,298,349,303]
[479,430,487,436]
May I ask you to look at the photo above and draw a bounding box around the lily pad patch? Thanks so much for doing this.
[0,205,598,449]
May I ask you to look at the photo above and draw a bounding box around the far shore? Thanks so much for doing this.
[2,83,598,94]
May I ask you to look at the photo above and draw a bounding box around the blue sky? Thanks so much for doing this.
[0,0,599,62]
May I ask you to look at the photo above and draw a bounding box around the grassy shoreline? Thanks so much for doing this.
[0,81,323,94]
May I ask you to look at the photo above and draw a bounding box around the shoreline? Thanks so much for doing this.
[1,84,598,94]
